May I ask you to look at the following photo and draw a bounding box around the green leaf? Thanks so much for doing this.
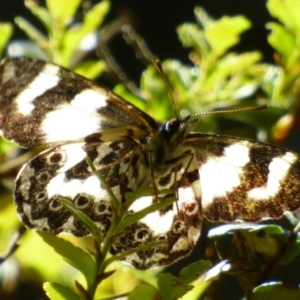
[250,224,285,236]
[75,280,90,300]
[251,282,300,300]
[177,23,211,58]
[203,52,261,91]
[193,6,215,28]
[58,197,103,241]
[238,225,286,261]
[44,282,81,300]
[14,16,49,52]
[74,60,106,80]
[114,84,148,113]
[38,232,96,289]
[267,22,295,62]
[25,0,53,32]
[179,8,251,59]
[159,60,199,109]
[245,231,283,259]
[0,22,13,58]
[179,260,211,284]
[0,138,18,156]
[280,232,300,265]
[128,284,159,300]
[46,0,81,23]
[141,65,173,121]
[157,273,193,300]
[204,15,251,57]
[62,1,110,64]
[208,224,287,263]
[267,0,300,31]
[208,223,284,238]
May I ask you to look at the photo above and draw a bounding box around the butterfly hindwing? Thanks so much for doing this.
[14,137,201,268]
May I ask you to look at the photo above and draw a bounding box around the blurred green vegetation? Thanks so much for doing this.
[1,0,300,299]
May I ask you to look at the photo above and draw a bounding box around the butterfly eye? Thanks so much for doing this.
[159,118,181,140]
[165,118,180,133]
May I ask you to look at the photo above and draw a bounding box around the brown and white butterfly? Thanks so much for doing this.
[1,57,300,269]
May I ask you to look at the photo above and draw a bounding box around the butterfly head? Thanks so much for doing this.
[160,114,198,138]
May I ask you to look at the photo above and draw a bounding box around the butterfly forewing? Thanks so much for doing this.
[1,57,300,269]
[0,57,156,147]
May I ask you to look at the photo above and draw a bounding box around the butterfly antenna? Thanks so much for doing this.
[155,59,179,119]
[193,104,269,118]
[203,105,269,115]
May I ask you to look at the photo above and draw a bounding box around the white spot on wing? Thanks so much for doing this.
[46,144,86,198]
[248,152,297,200]
[47,174,108,202]
[129,195,174,236]
[129,195,152,212]
[129,185,199,237]
[171,237,189,252]
[44,144,112,204]
[16,63,60,115]
[79,176,110,202]
[60,215,77,231]
[178,185,198,207]
[41,89,107,143]
[58,144,86,172]
[47,173,67,198]
[71,89,107,113]
[128,195,171,235]
[200,143,250,207]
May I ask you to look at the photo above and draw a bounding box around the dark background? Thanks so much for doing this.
[0,0,274,79]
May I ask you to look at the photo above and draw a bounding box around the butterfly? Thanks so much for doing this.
[1,57,300,269]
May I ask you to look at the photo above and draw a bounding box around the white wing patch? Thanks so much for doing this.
[129,195,175,236]
[248,152,297,200]
[41,90,108,143]
[200,143,250,206]
[57,144,87,172]
[128,185,200,240]
[16,63,60,115]
[71,89,107,112]
[47,175,81,199]
[45,144,108,201]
